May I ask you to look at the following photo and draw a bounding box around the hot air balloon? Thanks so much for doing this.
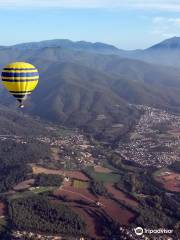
[1,62,39,108]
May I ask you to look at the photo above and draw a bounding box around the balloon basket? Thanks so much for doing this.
[19,104,24,109]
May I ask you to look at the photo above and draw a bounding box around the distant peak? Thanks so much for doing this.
[148,36,180,50]
[9,39,120,53]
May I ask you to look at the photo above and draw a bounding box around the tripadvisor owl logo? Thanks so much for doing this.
[134,226,173,236]
[134,227,144,236]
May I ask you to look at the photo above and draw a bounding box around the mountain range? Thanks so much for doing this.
[2,36,180,67]
[1,37,180,140]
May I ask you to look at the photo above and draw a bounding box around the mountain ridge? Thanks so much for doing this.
[147,36,180,50]
[1,38,180,139]
[0,37,179,68]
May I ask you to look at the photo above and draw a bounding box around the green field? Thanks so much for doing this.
[86,167,120,183]
[8,187,56,200]
[73,180,88,189]
[101,162,119,172]
[29,186,56,194]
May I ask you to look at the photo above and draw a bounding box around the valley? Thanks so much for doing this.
[0,37,180,239]
[0,106,180,239]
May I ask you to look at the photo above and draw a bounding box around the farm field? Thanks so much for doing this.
[99,198,135,225]
[86,167,120,183]
[51,199,105,239]
[70,204,105,239]
[53,181,136,227]
[155,171,180,192]
[0,201,7,234]
[0,202,6,217]
[54,184,97,203]
[106,183,139,207]
[13,164,137,238]
[93,165,112,173]
[9,186,56,200]
[32,165,89,181]
[72,179,88,189]
[13,179,35,191]
[29,186,56,194]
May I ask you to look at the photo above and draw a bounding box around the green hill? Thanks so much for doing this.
[1,39,180,139]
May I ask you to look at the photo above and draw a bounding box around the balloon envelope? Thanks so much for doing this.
[1,62,39,106]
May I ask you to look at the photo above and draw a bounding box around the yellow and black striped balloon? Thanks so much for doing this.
[1,62,39,107]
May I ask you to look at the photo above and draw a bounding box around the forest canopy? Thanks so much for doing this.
[0,140,51,192]
[8,195,86,236]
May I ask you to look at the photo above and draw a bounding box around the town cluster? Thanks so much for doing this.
[0,133,98,169]
[12,230,62,240]
[117,105,180,167]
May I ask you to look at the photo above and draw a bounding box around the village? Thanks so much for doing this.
[0,133,101,169]
[1,105,180,170]
[0,106,180,240]
[117,105,180,167]
[12,230,62,240]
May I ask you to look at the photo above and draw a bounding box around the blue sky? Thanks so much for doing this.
[1,0,180,49]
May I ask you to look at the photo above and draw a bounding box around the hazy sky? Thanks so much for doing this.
[1,0,180,49]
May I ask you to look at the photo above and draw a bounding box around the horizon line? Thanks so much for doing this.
[0,36,177,51]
